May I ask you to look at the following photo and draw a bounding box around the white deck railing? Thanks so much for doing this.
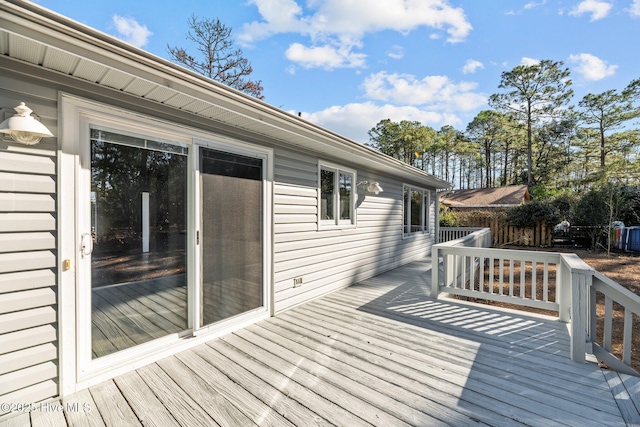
[439,226,485,243]
[433,227,639,376]
[589,271,640,376]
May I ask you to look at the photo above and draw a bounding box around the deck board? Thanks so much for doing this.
[61,389,105,427]
[191,344,332,427]
[29,400,66,427]
[293,298,621,425]
[112,370,178,426]
[603,370,640,426]
[279,308,575,427]
[1,259,634,426]
[173,350,297,427]
[88,381,140,427]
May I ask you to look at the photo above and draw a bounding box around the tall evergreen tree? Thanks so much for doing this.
[489,60,573,186]
[577,77,640,177]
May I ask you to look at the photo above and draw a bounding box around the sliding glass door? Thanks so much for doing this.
[199,147,264,327]
[77,121,270,382]
[88,129,189,359]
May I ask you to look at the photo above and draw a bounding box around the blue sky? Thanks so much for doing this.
[38,0,640,144]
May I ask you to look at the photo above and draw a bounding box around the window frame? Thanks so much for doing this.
[318,162,357,229]
[403,184,432,237]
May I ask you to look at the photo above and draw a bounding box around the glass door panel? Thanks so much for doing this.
[90,129,188,358]
[200,147,263,326]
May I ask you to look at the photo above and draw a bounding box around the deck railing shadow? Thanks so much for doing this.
[352,261,627,426]
[431,228,640,379]
[354,262,569,356]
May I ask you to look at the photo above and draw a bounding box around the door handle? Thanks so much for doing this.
[81,233,93,258]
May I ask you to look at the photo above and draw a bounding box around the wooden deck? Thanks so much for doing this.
[3,260,639,426]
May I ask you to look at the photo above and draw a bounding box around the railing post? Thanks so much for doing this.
[431,244,441,299]
[558,253,595,364]
[557,260,572,323]
[570,270,592,363]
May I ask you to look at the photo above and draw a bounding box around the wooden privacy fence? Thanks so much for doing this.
[491,220,551,247]
[448,212,552,247]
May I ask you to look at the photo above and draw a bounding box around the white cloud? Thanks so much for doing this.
[525,0,547,9]
[112,15,152,48]
[296,71,488,143]
[285,43,366,69]
[387,45,404,60]
[301,102,456,144]
[241,0,472,69]
[521,57,540,66]
[462,59,484,74]
[568,0,612,21]
[631,0,640,16]
[362,71,487,112]
[568,53,617,80]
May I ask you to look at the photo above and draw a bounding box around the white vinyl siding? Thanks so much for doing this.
[0,82,59,414]
[0,144,58,415]
[274,148,437,312]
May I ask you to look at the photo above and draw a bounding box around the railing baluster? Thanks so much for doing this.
[461,254,467,290]
[520,260,526,299]
[604,296,613,352]
[623,309,632,366]
[532,261,537,301]
[453,253,458,288]
[543,261,549,302]
[479,256,485,291]
[498,258,504,296]
[509,259,514,296]
[470,255,476,291]
[489,257,494,294]
[588,285,597,343]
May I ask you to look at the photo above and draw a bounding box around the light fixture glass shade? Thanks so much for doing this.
[367,181,383,194]
[357,180,384,195]
[0,102,54,145]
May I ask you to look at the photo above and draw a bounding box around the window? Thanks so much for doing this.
[319,163,355,227]
[403,185,432,236]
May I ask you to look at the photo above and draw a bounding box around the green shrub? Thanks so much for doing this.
[439,207,459,227]
[506,200,561,228]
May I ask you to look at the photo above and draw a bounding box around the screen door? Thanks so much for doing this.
[199,147,264,326]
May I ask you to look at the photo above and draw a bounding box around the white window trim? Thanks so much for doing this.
[403,184,433,238]
[317,161,357,230]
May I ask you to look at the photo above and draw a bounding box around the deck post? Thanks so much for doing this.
[558,253,595,363]
[431,244,441,298]
[570,270,592,363]
[557,259,572,323]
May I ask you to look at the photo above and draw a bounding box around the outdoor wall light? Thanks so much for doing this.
[0,102,54,145]
[357,180,384,195]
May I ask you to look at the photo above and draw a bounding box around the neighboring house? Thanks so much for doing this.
[440,185,531,209]
[0,0,450,411]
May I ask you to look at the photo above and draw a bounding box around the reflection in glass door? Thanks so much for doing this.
[200,147,264,326]
[89,129,188,358]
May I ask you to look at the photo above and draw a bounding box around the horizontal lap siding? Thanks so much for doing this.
[0,85,59,415]
[273,148,435,312]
